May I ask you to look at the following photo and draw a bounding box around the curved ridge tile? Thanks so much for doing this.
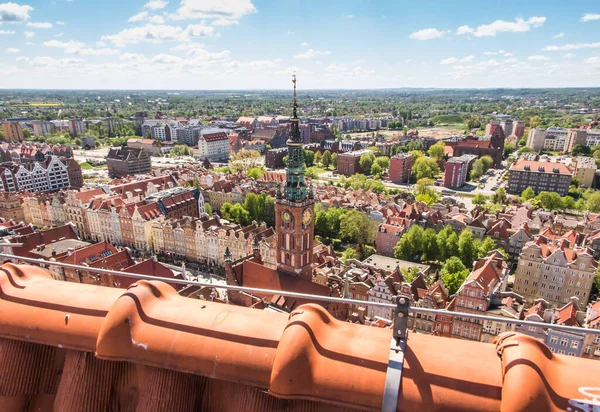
[96,280,289,388]
[496,332,600,412]
[270,304,503,412]
[0,263,123,351]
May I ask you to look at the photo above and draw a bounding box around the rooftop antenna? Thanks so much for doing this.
[292,74,298,119]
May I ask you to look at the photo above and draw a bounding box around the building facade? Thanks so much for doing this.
[107,147,151,177]
[507,159,572,196]
[444,154,477,188]
[389,153,413,184]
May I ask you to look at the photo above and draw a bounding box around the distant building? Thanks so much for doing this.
[265,147,287,169]
[173,125,203,146]
[50,118,85,137]
[514,235,596,307]
[106,147,151,177]
[527,127,591,153]
[2,122,24,142]
[0,192,24,221]
[575,157,597,188]
[127,138,161,155]
[31,120,54,137]
[389,153,413,184]
[445,125,505,167]
[444,154,478,188]
[336,149,376,176]
[80,136,95,150]
[0,156,72,193]
[507,158,572,196]
[196,132,230,162]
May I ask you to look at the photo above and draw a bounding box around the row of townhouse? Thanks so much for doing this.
[150,215,276,268]
[0,156,82,193]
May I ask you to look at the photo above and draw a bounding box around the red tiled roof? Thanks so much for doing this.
[60,241,117,266]
[1,263,600,410]
[510,158,572,175]
[554,300,580,327]
[202,132,228,142]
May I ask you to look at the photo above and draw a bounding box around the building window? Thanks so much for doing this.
[560,338,568,347]
[550,336,558,345]
[571,341,579,350]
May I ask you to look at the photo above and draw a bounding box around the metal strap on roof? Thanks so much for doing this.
[0,251,599,336]
[382,297,409,412]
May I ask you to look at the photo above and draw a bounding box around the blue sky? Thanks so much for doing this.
[0,0,599,89]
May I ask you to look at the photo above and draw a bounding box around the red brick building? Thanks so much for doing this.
[336,149,375,176]
[445,125,505,167]
[389,153,413,183]
[444,154,477,188]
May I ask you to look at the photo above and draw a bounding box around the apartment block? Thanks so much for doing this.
[106,147,151,178]
[514,236,597,307]
[444,154,477,188]
[196,132,230,162]
[507,159,572,196]
[0,156,73,193]
[336,149,376,176]
[575,156,597,188]
[2,122,24,142]
[389,153,413,183]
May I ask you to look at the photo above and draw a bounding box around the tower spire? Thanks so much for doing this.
[292,74,298,119]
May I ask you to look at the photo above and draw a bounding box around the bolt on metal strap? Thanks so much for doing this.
[382,297,409,412]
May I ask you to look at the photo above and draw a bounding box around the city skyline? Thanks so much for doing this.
[0,0,599,89]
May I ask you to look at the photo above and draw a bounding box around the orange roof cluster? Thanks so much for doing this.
[1,263,600,411]
[510,158,572,175]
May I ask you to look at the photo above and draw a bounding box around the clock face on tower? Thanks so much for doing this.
[282,210,292,224]
[302,208,313,226]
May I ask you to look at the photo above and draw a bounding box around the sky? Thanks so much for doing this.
[0,0,600,89]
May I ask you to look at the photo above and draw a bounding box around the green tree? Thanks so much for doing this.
[458,229,478,267]
[314,151,322,165]
[374,156,390,170]
[247,167,266,180]
[480,155,494,171]
[478,237,497,258]
[427,142,445,161]
[204,202,213,215]
[422,228,439,261]
[359,152,376,173]
[470,159,485,180]
[473,193,488,205]
[441,257,470,295]
[342,248,358,263]
[303,149,315,167]
[504,142,516,157]
[412,156,440,181]
[521,187,535,201]
[339,210,376,244]
[401,267,420,283]
[563,196,576,211]
[492,187,507,204]
[587,191,600,212]
[322,150,332,168]
[536,191,564,211]
[370,162,382,176]
[331,152,338,168]
[393,225,424,261]
[572,144,591,157]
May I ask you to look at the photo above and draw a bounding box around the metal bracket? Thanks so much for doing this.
[382,297,409,412]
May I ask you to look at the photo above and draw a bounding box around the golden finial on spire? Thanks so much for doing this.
[292,74,298,118]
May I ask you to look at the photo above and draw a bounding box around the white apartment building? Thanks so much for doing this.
[0,156,70,193]
[196,131,230,162]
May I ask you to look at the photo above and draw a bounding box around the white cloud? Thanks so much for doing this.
[528,55,550,61]
[345,15,354,19]
[456,25,473,35]
[586,56,600,63]
[152,53,181,64]
[128,11,165,24]
[43,39,120,56]
[0,29,16,34]
[581,13,600,22]
[409,28,445,40]
[101,23,214,46]
[27,22,53,28]
[0,2,33,23]
[301,42,308,47]
[484,50,513,57]
[144,0,168,10]
[29,56,83,67]
[211,18,238,26]
[55,32,63,37]
[440,55,475,65]
[542,42,600,51]
[120,52,146,61]
[15,56,28,62]
[552,32,564,39]
[56,20,65,25]
[169,0,256,21]
[325,63,374,78]
[293,48,331,59]
[563,53,576,58]
[24,31,35,38]
[172,43,230,61]
[469,16,545,37]
[6,47,19,53]
[440,57,458,65]
[96,41,106,47]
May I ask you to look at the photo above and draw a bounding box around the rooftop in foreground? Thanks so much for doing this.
[1,262,599,411]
